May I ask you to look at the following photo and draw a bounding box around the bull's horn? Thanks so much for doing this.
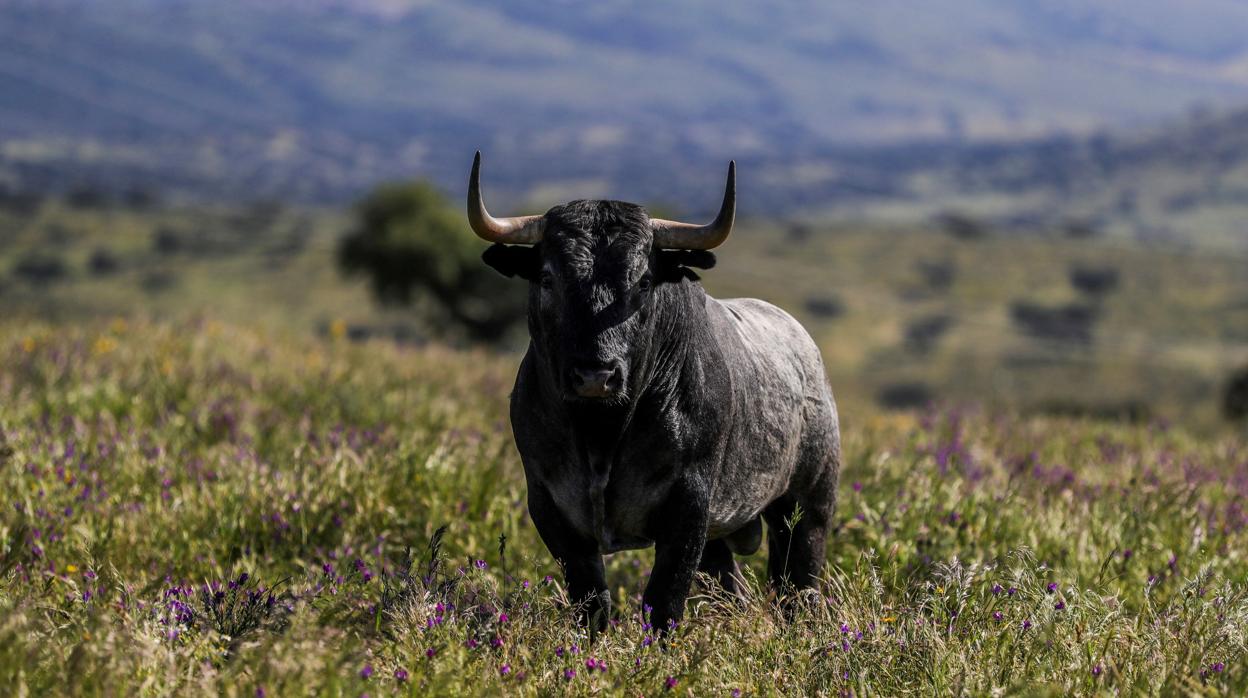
[467,151,545,244]
[651,161,736,250]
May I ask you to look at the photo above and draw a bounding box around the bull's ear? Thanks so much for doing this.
[656,250,716,283]
[482,243,541,281]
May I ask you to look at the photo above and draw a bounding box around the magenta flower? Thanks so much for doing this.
[394,668,408,682]
[1046,582,1057,594]
[425,648,436,659]
[498,612,509,623]
[1092,665,1102,677]
[1055,600,1066,610]
[563,669,576,681]
[499,664,511,677]
[359,664,373,679]
[665,676,678,690]
[992,611,1003,621]
[1022,619,1032,630]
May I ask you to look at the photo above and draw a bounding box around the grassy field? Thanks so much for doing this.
[3,200,1247,432]
[2,318,1247,695]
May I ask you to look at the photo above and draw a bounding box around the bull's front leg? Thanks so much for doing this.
[527,484,610,632]
[643,477,710,634]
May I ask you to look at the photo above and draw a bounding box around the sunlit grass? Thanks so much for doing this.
[1,319,1246,695]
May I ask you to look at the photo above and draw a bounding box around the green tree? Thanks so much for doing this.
[338,181,523,343]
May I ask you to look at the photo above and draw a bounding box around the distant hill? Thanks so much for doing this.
[4,0,1248,246]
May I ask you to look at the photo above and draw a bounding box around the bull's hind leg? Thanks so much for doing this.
[697,538,744,597]
[763,495,829,593]
[763,455,836,595]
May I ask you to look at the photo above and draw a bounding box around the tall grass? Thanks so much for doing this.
[1,319,1245,695]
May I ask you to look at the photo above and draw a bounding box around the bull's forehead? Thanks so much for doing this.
[543,200,653,279]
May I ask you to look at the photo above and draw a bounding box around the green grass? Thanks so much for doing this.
[4,201,1248,432]
[2,318,1247,695]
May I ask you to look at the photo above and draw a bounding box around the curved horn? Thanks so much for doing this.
[467,151,545,244]
[651,161,735,250]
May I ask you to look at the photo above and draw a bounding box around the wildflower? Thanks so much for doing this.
[732,690,742,698]
[490,636,503,648]
[466,638,479,649]
[991,583,1002,595]
[256,688,266,698]
[665,676,678,690]
[585,658,597,673]
[66,564,78,574]
[992,611,1003,621]
[1122,549,1133,560]
[425,648,436,659]
[1008,587,1018,596]
[1046,582,1057,594]
[1211,662,1226,673]
[360,664,374,679]
[1022,619,1032,630]
[642,636,653,647]
[395,668,408,682]
[852,482,862,492]
[1092,665,1102,677]
[555,646,565,657]
[563,669,576,681]
[1055,600,1066,610]
[498,612,509,624]
[499,664,511,677]
[475,559,488,569]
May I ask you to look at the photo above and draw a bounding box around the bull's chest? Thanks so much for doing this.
[542,446,675,554]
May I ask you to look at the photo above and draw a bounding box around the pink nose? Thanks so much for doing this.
[571,365,623,398]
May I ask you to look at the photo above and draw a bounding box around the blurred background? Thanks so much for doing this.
[2,0,1247,431]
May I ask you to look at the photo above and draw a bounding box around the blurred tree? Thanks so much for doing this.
[338,181,523,344]
[1225,366,1248,423]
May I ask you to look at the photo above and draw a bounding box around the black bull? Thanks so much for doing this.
[471,154,840,633]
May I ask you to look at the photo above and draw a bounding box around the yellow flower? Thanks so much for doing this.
[936,586,945,594]
[881,616,896,623]
[92,336,117,355]
[330,319,347,340]
[66,564,79,573]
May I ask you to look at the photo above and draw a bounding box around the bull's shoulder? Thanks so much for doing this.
[708,297,821,359]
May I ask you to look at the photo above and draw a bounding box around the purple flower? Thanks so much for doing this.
[1122,549,1133,560]
[563,669,576,681]
[466,638,479,649]
[1046,582,1057,594]
[1092,665,1102,677]
[474,559,488,569]
[1211,662,1226,673]
[585,658,597,673]
[732,690,742,698]
[991,583,1002,595]
[255,688,266,698]
[425,647,436,659]
[1008,587,1018,596]
[499,664,511,677]
[498,612,509,624]
[992,611,1003,622]
[360,664,374,679]
[665,676,678,690]
[1055,600,1066,610]
[555,646,565,657]
[1022,619,1032,630]
[394,668,408,682]
[852,482,862,492]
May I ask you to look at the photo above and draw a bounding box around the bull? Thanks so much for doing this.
[469,152,840,633]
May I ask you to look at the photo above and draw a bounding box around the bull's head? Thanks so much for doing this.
[470,152,734,404]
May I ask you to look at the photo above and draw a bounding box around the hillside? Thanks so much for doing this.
[2,199,1246,430]
[7,0,1248,237]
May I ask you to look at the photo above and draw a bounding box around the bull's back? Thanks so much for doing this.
[703,297,834,535]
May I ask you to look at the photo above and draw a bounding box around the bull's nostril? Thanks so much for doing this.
[571,365,623,398]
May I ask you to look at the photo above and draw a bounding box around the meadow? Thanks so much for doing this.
[3,318,1247,696]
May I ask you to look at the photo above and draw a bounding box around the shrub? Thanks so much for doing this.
[12,251,69,285]
[88,248,122,276]
[904,314,953,355]
[1068,264,1119,299]
[1225,366,1248,423]
[803,294,845,320]
[1009,301,1099,346]
[338,181,523,344]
